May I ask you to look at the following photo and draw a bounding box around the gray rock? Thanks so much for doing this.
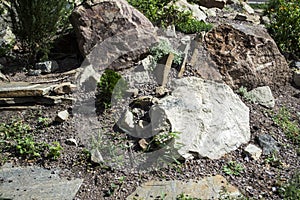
[244,144,262,160]
[118,109,135,134]
[257,134,280,155]
[55,110,69,122]
[90,148,104,164]
[71,0,157,68]
[200,7,220,17]
[0,163,83,200]
[127,175,242,199]
[151,77,250,159]
[76,64,101,91]
[292,61,300,69]
[0,71,8,82]
[247,86,275,108]
[123,56,155,88]
[165,25,177,38]
[205,23,289,90]
[293,70,300,87]
[234,13,260,24]
[53,82,77,95]
[262,15,271,25]
[35,61,59,73]
[0,96,72,106]
[153,53,173,86]
[27,69,42,76]
[0,82,54,98]
[174,0,207,21]
[65,138,78,146]
[126,88,139,97]
[242,2,255,14]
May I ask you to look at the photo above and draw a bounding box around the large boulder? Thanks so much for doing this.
[205,23,289,89]
[174,0,207,22]
[70,0,157,66]
[152,77,250,159]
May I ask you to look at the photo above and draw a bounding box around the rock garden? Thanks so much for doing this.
[0,0,299,199]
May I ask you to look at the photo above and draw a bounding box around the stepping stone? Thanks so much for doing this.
[127,175,242,200]
[0,163,83,200]
[0,82,55,98]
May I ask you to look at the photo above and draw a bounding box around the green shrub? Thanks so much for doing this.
[0,119,62,160]
[97,69,127,110]
[127,0,213,34]
[176,17,213,34]
[266,0,300,58]
[5,0,74,65]
[150,39,183,65]
[280,171,300,199]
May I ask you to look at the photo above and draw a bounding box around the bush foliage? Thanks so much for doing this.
[127,0,213,34]
[4,0,75,65]
[97,69,127,110]
[266,0,300,58]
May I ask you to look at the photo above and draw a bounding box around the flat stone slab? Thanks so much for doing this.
[0,82,55,98]
[127,175,242,199]
[0,163,83,200]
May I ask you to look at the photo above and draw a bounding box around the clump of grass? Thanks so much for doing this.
[272,107,300,146]
[280,171,300,199]
[223,161,244,176]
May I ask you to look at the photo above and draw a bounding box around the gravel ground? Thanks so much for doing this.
[0,62,299,199]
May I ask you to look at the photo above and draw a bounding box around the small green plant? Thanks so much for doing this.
[97,69,127,110]
[106,176,126,197]
[16,136,42,158]
[0,120,31,139]
[37,117,51,127]
[223,161,244,176]
[150,40,183,65]
[176,193,200,200]
[280,171,300,199]
[176,17,213,34]
[266,0,300,58]
[272,107,300,146]
[236,86,255,102]
[0,119,62,160]
[47,142,63,160]
[153,131,181,147]
[265,152,283,167]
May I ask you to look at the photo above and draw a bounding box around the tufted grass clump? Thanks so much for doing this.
[272,107,300,146]
[266,0,300,58]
